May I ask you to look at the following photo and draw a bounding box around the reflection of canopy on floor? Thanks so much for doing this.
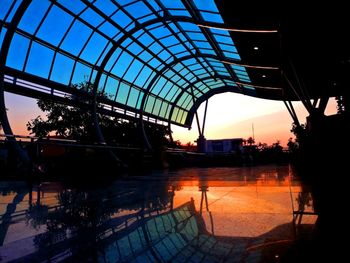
[99,199,245,263]
[0,195,295,262]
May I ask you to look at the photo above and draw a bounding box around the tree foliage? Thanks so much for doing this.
[26,81,172,148]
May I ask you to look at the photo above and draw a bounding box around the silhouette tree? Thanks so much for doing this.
[335,95,345,114]
[26,81,172,148]
[246,136,255,146]
[287,137,298,152]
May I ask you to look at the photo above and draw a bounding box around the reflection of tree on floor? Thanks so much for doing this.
[0,189,27,246]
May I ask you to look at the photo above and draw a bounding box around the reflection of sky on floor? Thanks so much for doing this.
[0,165,316,262]
[174,185,298,237]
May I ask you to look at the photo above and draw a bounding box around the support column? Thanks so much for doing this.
[196,100,208,153]
[0,0,32,168]
[189,85,208,153]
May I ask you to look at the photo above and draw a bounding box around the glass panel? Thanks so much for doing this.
[136,92,144,109]
[145,96,155,113]
[147,0,161,11]
[18,0,50,34]
[105,48,122,72]
[149,42,163,54]
[116,82,130,104]
[93,0,117,16]
[111,10,132,28]
[98,74,107,92]
[200,49,216,55]
[223,51,240,60]
[169,88,182,102]
[143,71,157,90]
[138,50,153,62]
[148,57,162,68]
[177,93,189,106]
[3,0,21,22]
[136,32,154,47]
[180,111,188,124]
[25,42,54,78]
[126,88,140,108]
[158,50,172,61]
[124,1,151,19]
[159,0,186,9]
[71,62,92,85]
[168,9,190,17]
[159,35,178,47]
[171,107,179,122]
[124,60,143,83]
[134,66,153,87]
[96,42,113,66]
[178,22,200,32]
[151,77,167,95]
[159,101,169,118]
[61,20,93,55]
[152,98,162,116]
[57,0,86,14]
[244,85,255,90]
[111,51,134,77]
[193,41,212,49]
[200,11,223,23]
[6,33,30,70]
[80,8,104,27]
[186,32,206,41]
[126,42,143,55]
[183,95,193,109]
[212,34,232,45]
[159,83,175,98]
[50,53,74,85]
[149,25,171,39]
[0,0,15,20]
[193,0,220,12]
[81,32,108,64]
[104,76,118,98]
[37,6,74,46]
[219,43,238,53]
[168,44,187,55]
[99,21,119,38]
[0,28,6,47]
[165,86,180,101]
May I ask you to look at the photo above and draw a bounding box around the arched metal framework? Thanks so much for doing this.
[1,0,279,146]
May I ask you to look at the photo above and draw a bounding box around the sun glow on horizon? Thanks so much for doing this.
[172,92,337,146]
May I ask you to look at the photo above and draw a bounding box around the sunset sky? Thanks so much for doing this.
[173,93,337,146]
[4,92,337,147]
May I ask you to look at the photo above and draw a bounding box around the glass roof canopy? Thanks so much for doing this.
[0,0,254,127]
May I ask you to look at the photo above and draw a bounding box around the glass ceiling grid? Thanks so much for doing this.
[107,2,203,88]
[1,0,254,127]
[150,0,216,88]
[79,0,190,102]
[179,0,244,93]
[90,3,207,111]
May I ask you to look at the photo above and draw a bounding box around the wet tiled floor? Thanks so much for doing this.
[0,165,316,262]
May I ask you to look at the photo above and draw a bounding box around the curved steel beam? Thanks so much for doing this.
[91,15,279,106]
[138,53,281,149]
[183,85,248,126]
[0,0,32,166]
[182,80,284,127]
[90,15,279,149]
[167,75,225,129]
[167,71,284,128]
